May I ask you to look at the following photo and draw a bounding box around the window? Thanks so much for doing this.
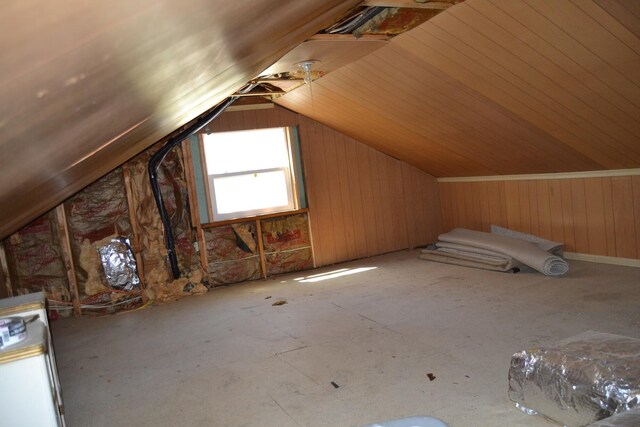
[202,127,302,222]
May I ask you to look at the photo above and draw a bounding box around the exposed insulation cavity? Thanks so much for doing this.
[1,137,209,314]
[78,236,111,296]
[0,266,7,300]
[65,168,132,297]
[158,147,198,271]
[4,211,72,315]
[127,145,206,303]
[144,270,207,304]
[204,223,261,285]
[261,213,313,275]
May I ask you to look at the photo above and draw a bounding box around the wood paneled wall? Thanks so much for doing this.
[210,105,442,266]
[439,175,640,259]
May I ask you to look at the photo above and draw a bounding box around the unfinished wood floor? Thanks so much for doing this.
[52,250,640,427]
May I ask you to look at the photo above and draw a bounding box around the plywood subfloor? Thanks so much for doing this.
[52,250,640,426]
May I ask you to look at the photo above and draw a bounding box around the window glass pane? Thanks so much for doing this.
[203,128,289,174]
[212,170,292,215]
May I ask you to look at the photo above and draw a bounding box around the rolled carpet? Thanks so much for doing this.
[419,247,518,272]
[437,228,569,276]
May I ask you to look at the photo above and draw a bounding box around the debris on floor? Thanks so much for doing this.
[272,298,287,306]
[509,331,640,426]
[144,276,207,304]
[426,373,436,381]
[331,381,340,389]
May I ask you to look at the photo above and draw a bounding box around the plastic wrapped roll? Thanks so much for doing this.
[587,407,640,426]
[509,331,640,427]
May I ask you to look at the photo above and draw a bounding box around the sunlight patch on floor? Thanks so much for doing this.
[294,267,378,283]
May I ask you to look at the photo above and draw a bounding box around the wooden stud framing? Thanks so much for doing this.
[309,34,391,42]
[361,0,454,9]
[55,205,81,316]
[304,212,318,268]
[255,220,268,279]
[286,128,301,212]
[122,166,148,304]
[181,142,199,226]
[0,242,13,298]
[198,133,215,223]
[203,208,309,228]
[181,140,209,274]
[230,91,286,97]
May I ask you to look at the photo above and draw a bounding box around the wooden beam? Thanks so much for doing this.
[198,134,215,223]
[181,142,199,227]
[181,140,209,275]
[226,102,275,113]
[309,34,391,41]
[55,205,81,316]
[0,242,13,298]
[203,208,310,228]
[304,213,318,269]
[255,220,268,279]
[361,0,455,9]
[231,91,286,97]
[122,167,148,304]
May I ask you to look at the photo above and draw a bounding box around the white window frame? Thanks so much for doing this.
[202,127,300,222]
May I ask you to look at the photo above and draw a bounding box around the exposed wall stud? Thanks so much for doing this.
[122,167,148,304]
[198,134,215,223]
[181,140,209,274]
[256,220,268,279]
[0,242,13,298]
[55,205,81,316]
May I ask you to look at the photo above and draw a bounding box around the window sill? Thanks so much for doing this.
[202,208,308,228]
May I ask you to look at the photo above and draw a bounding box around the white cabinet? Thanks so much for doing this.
[0,292,65,426]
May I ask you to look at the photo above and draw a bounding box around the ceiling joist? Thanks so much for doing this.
[310,34,391,41]
[360,0,455,10]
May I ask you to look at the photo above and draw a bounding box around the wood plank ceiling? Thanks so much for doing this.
[0,0,360,240]
[276,0,640,177]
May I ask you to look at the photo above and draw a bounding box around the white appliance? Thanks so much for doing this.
[0,292,65,426]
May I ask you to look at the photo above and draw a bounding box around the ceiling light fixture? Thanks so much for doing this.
[296,60,318,85]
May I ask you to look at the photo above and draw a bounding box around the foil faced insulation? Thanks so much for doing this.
[98,237,140,291]
[586,407,640,426]
[509,331,640,427]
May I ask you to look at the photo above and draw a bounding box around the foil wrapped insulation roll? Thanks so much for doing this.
[509,331,640,427]
[586,407,640,426]
[98,237,140,291]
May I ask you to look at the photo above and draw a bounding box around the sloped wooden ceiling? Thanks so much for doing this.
[0,0,360,240]
[276,0,640,177]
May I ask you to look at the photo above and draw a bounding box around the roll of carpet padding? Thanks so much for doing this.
[436,228,569,276]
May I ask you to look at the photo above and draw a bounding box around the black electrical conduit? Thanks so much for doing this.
[149,83,256,279]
